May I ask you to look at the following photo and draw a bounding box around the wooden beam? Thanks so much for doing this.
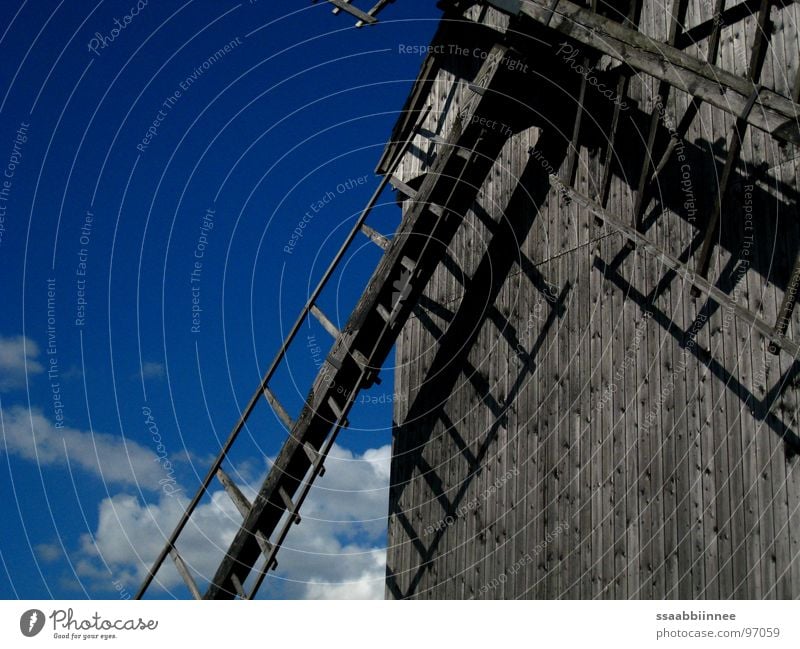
[550,175,800,358]
[302,441,327,476]
[348,348,380,385]
[359,0,395,26]
[325,0,378,24]
[596,0,643,206]
[693,0,773,284]
[278,486,301,523]
[642,0,726,187]
[389,175,417,199]
[461,44,509,116]
[216,467,251,518]
[630,0,689,230]
[746,0,773,81]
[692,86,760,284]
[376,303,392,321]
[562,0,600,188]
[597,74,630,206]
[564,67,588,188]
[169,548,202,600]
[327,395,345,420]
[310,304,340,338]
[400,255,417,273]
[501,0,800,144]
[230,574,246,599]
[263,385,294,430]
[360,222,390,250]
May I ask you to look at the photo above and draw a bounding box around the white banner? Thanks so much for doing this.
[1,600,798,648]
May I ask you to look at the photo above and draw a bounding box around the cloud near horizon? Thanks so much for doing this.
[76,443,392,599]
[0,335,44,392]
[1,405,168,488]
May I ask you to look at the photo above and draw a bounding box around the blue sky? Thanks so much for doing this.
[0,0,439,599]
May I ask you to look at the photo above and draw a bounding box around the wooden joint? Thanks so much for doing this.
[351,348,382,386]
[328,395,346,424]
[303,441,327,477]
[278,486,301,525]
[542,0,562,27]
[325,0,378,24]
[360,223,390,250]
[230,573,247,599]
[255,531,274,558]
[310,304,340,339]
[389,175,417,200]
[417,126,446,145]
[216,467,252,519]
[400,256,417,273]
[263,385,294,431]
[427,203,446,218]
[376,303,393,322]
[467,82,487,96]
[169,547,202,600]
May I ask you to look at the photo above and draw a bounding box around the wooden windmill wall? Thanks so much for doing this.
[383,0,800,599]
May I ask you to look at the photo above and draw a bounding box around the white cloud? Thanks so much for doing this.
[1,406,167,488]
[139,362,165,381]
[35,542,64,563]
[0,335,43,391]
[293,443,391,537]
[76,444,392,599]
[303,551,386,599]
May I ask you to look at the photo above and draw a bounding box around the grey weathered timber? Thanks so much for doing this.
[552,177,800,359]
[793,66,800,104]
[216,467,251,518]
[169,548,202,600]
[360,222,390,250]
[643,0,726,190]
[384,0,800,602]
[692,0,774,282]
[389,175,418,200]
[487,0,800,144]
[310,304,341,338]
[630,0,688,230]
[594,0,642,206]
[262,385,294,431]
